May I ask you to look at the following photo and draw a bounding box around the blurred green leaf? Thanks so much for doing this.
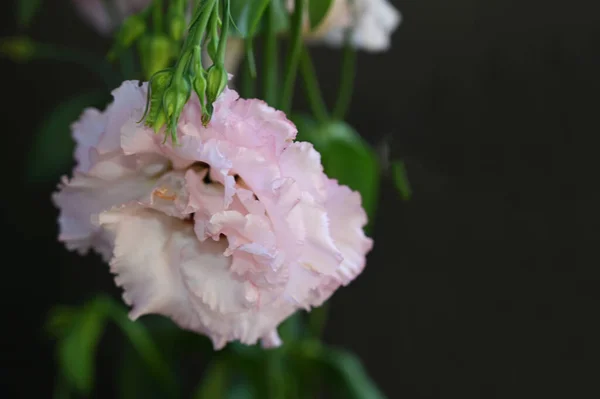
[118,345,152,399]
[232,0,289,37]
[227,378,255,399]
[294,116,380,227]
[192,356,231,399]
[279,311,304,342]
[17,0,42,28]
[307,303,329,339]
[49,296,179,398]
[391,160,412,201]
[57,301,107,395]
[98,297,179,397]
[291,342,386,399]
[266,350,287,399]
[27,91,108,184]
[230,0,270,38]
[323,348,387,399]
[308,0,333,30]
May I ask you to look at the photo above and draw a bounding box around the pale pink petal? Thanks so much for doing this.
[53,172,155,261]
[279,141,327,202]
[309,179,374,306]
[98,205,296,348]
[98,81,148,155]
[72,108,107,173]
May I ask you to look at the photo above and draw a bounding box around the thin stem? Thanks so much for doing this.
[308,302,330,339]
[299,48,329,122]
[241,52,256,98]
[263,4,278,106]
[152,0,163,33]
[333,43,356,120]
[215,0,231,65]
[280,0,305,113]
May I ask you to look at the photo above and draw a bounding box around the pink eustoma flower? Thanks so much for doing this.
[53,81,373,349]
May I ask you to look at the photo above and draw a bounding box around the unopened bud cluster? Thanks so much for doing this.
[139,0,231,144]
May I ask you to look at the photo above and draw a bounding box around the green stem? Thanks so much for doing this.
[177,0,216,76]
[189,0,217,48]
[280,0,305,113]
[152,0,163,33]
[308,302,330,339]
[333,43,356,120]
[215,0,231,65]
[263,4,278,106]
[299,48,329,122]
[241,51,256,98]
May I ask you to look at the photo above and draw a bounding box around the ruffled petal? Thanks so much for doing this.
[98,205,296,349]
[53,171,156,261]
[309,179,374,306]
[72,108,107,173]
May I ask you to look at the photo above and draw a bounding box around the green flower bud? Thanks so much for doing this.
[143,70,173,134]
[120,15,146,47]
[167,8,186,42]
[139,35,175,80]
[162,78,192,144]
[193,72,207,112]
[188,47,207,116]
[108,15,146,61]
[205,63,228,113]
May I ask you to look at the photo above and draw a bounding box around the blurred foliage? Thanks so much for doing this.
[47,297,385,399]
[17,0,42,28]
[307,0,334,30]
[392,159,412,201]
[47,296,179,398]
[26,91,110,184]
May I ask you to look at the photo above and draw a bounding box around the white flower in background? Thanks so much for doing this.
[72,0,151,35]
[295,0,402,52]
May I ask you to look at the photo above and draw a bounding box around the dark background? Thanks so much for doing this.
[1,0,596,397]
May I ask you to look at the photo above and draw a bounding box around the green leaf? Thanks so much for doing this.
[17,0,42,28]
[227,378,255,399]
[230,0,270,38]
[99,297,179,398]
[49,297,179,398]
[231,0,289,37]
[57,301,107,395]
[265,350,287,399]
[279,311,305,342]
[308,0,334,30]
[307,303,329,339]
[391,160,412,201]
[26,91,109,184]
[294,117,380,228]
[192,356,231,399]
[323,348,387,399]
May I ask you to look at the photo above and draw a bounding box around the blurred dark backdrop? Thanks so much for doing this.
[1,0,597,398]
